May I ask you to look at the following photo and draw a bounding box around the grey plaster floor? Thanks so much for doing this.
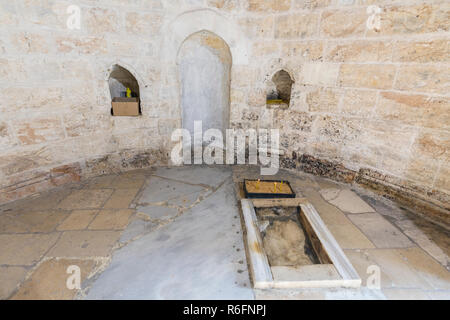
[85,166,253,299]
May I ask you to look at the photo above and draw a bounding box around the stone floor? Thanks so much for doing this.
[0,165,449,300]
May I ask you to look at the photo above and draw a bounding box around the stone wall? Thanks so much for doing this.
[0,0,448,223]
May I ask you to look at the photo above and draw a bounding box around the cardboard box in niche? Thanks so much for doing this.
[111,97,140,116]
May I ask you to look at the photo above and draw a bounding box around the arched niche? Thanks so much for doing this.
[108,65,140,99]
[177,30,232,137]
[266,70,294,109]
[108,65,141,116]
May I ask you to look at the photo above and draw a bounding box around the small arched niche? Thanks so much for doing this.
[266,70,294,109]
[108,65,141,116]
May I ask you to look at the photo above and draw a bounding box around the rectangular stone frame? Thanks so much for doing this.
[241,198,361,289]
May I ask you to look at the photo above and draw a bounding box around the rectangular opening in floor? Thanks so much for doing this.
[241,198,361,289]
[255,206,320,267]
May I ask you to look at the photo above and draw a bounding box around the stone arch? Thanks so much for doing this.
[161,8,249,65]
[158,9,249,140]
[108,64,140,100]
[267,70,295,104]
[104,60,146,89]
[102,61,147,107]
[263,65,297,109]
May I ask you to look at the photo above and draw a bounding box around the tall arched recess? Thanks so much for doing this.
[177,30,232,137]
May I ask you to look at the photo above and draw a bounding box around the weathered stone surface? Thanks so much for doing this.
[434,164,450,193]
[306,87,341,113]
[63,113,111,138]
[339,64,396,89]
[410,131,449,162]
[0,210,68,233]
[238,16,274,39]
[46,231,121,258]
[103,189,139,209]
[275,13,319,38]
[367,4,450,37]
[301,63,340,86]
[395,65,449,94]
[347,213,414,248]
[88,209,134,230]
[58,189,114,210]
[56,36,108,55]
[0,87,64,115]
[125,12,162,36]
[85,8,118,34]
[0,266,27,299]
[57,210,98,231]
[319,189,375,213]
[0,122,18,149]
[325,40,393,62]
[393,40,449,62]
[11,32,49,54]
[404,157,439,187]
[252,41,278,57]
[368,249,435,290]
[312,115,362,146]
[343,249,394,288]
[297,154,357,183]
[281,41,323,61]
[326,223,376,249]
[136,205,179,221]
[0,233,59,265]
[356,168,450,227]
[382,288,430,300]
[340,89,377,117]
[12,258,100,300]
[13,117,65,146]
[293,0,330,10]
[17,0,68,30]
[320,8,366,38]
[394,247,450,290]
[207,0,240,11]
[247,0,290,11]
[375,92,450,129]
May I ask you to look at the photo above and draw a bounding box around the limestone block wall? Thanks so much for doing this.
[0,0,448,224]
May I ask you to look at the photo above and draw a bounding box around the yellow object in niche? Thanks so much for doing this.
[126,87,131,98]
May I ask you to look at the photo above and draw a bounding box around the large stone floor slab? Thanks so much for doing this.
[347,213,414,249]
[12,258,100,300]
[394,247,450,290]
[382,288,430,300]
[136,176,206,206]
[0,233,60,266]
[58,189,114,210]
[85,176,253,299]
[368,249,435,290]
[0,210,68,233]
[46,231,121,258]
[153,166,231,188]
[319,189,375,214]
[0,266,28,299]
